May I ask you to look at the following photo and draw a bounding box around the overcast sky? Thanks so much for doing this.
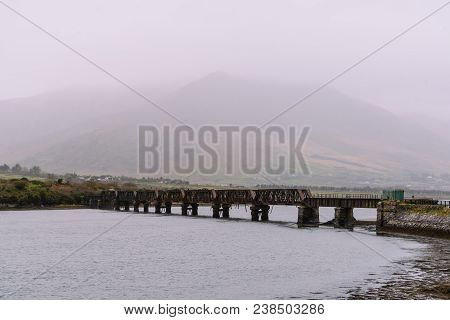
[1,0,449,118]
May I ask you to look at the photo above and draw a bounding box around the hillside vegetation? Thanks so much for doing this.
[0,178,116,209]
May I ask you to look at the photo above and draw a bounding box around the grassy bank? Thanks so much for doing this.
[0,175,205,209]
[0,178,119,209]
[402,203,450,216]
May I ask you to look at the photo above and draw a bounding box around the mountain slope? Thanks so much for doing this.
[1,73,449,187]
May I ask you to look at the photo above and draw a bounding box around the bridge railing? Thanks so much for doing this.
[311,193,381,199]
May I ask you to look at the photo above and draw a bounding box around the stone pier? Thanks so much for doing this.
[334,207,354,230]
[297,206,319,227]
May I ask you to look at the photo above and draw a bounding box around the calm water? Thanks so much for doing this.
[0,207,445,299]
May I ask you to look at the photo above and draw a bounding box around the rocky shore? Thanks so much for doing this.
[377,201,450,239]
[347,236,450,300]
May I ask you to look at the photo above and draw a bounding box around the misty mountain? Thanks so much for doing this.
[1,73,449,187]
[402,114,450,143]
[0,86,170,163]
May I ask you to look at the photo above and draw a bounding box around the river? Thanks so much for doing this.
[0,207,448,299]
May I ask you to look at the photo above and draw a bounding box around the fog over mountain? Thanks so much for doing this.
[1,1,449,188]
[1,72,449,189]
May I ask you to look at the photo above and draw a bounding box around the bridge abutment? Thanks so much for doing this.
[334,207,355,230]
[297,206,319,227]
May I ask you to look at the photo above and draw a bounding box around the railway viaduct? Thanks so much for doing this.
[88,189,382,229]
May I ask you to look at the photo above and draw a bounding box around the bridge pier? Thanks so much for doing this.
[191,203,199,216]
[143,203,149,213]
[222,204,230,218]
[155,202,162,214]
[212,204,221,218]
[181,203,188,215]
[297,206,319,227]
[334,207,355,230]
[124,203,130,212]
[181,203,199,216]
[134,203,140,213]
[260,205,270,221]
[165,202,172,214]
[250,205,269,221]
[250,206,259,221]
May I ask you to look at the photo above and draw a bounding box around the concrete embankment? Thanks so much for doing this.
[377,201,450,238]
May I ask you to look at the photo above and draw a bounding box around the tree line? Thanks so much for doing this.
[0,163,42,176]
[0,163,190,185]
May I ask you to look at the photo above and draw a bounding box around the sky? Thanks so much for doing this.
[1,0,449,119]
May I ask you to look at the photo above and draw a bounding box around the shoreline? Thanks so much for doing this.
[347,233,450,300]
[0,205,89,211]
[377,227,450,240]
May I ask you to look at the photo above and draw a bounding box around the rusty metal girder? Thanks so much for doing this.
[252,189,311,205]
[100,188,312,206]
[182,189,213,204]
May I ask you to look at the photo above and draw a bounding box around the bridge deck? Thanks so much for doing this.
[92,189,381,209]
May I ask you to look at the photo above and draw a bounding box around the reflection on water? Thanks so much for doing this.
[0,208,447,299]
